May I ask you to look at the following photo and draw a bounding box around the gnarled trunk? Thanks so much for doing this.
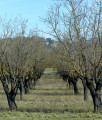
[68,79,72,89]
[24,78,29,94]
[81,78,88,101]
[86,77,102,112]
[71,77,79,94]
[83,86,88,101]
[24,83,29,94]
[1,76,20,111]
[19,84,24,100]
[7,92,17,111]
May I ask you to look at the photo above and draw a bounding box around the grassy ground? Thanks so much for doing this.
[44,68,57,74]
[44,68,54,72]
[0,71,102,120]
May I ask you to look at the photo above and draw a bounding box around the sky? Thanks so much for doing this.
[0,0,55,38]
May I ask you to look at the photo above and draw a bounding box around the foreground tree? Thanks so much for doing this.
[43,0,102,112]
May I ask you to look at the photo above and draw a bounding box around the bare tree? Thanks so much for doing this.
[43,0,102,112]
[0,17,47,111]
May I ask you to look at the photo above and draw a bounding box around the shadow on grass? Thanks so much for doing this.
[0,108,10,112]
[34,88,72,91]
[18,108,90,113]
[28,92,83,96]
[0,106,91,113]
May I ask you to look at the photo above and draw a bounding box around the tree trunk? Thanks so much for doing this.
[84,86,88,101]
[82,78,88,101]
[86,77,102,113]
[24,78,29,94]
[93,94,102,112]
[91,89,102,113]
[67,79,72,89]
[7,93,17,111]
[1,76,20,111]
[19,84,24,100]
[24,84,29,94]
[32,79,36,90]
[71,77,79,94]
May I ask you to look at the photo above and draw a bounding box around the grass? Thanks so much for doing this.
[0,112,102,120]
[44,68,57,74]
[44,68,54,72]
[0,70,102,119]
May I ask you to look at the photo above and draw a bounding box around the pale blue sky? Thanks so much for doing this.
[0,0,55,38]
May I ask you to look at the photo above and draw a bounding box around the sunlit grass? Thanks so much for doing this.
[44,68,54,72]
[0,112,102,120]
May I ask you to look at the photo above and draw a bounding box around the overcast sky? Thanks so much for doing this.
[0,0,55,38]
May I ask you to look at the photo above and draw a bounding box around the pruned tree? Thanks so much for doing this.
[0,17,47,111]
[43,0,102,112]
